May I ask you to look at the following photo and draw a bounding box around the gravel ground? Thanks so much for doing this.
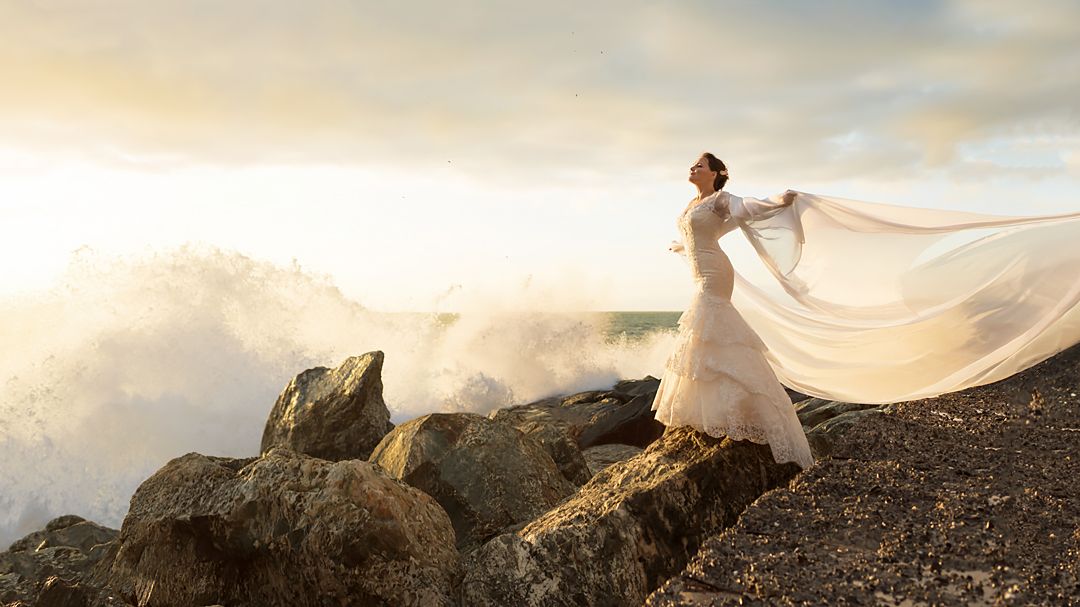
[646,341,1080,606]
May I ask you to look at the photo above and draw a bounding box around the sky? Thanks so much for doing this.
[2,0,1079,311]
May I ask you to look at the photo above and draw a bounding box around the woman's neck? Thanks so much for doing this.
[695,186,717,200]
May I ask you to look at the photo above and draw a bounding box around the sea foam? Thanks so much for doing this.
[0,243,674,545]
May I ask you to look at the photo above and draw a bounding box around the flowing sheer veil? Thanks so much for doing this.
[729,192,1080,404]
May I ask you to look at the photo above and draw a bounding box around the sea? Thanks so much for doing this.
[431,311,682,343]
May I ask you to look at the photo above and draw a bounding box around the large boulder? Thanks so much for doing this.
[91,448,459,607]
[0,515,117,606]
[459,426,804,606]
[368,412,576,551]
[260,351,394,461]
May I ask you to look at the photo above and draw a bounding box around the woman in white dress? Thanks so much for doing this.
[651,152,816,469]
[652,151,1080,470]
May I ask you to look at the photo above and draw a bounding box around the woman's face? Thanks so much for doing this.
[688,156,716,189]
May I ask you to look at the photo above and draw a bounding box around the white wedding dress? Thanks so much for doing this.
[651,190,816,469]
[653,188,1080,470]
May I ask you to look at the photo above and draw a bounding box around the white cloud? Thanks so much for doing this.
[0,0,1077,185]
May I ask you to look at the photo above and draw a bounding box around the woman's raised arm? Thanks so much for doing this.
[731,190,798,222]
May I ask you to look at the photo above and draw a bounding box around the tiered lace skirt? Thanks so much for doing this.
[652,291,815,469]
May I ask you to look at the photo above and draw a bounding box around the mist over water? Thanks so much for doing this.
[0,244,676,546]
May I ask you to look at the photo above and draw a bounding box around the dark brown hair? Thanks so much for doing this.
[701,152,729,190]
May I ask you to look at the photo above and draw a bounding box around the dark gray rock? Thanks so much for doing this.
[796,397,882,428]
[459,426,803,606]
[260,351,394,461]
[0,516,117,606]
[793,397,891,458]
[7,516,116,555]
[490,376,665,451]
[92,448,459,607]
[368,413,576,550]
[806,407,888,458]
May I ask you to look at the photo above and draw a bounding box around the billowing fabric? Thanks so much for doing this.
[697,190,1080,405]
[654,191,815,468]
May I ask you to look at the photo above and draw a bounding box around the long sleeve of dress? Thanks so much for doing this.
[729,192,793,222]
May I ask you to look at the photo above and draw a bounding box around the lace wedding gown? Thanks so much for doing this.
[651,190,816,469]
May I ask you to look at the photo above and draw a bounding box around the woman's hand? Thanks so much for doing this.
[782,189,798,205]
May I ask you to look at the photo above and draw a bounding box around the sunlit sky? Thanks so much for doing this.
[2,0,1078,311]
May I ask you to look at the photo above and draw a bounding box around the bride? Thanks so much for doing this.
[651,152,814,468]
[652,152,1080,469]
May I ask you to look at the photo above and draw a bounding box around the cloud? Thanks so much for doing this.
[0,0,1078,184]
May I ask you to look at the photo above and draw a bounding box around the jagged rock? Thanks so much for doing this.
[785,387,811,403]
[35,575,92,607]
[581,443,642,476]
[805,407,889,457]
[92,448,458,607]
[490,376,665,451]
[577,392,666,447]
[260,351,394,461]
[796,397,882,428]
[7,516,117,556]
[0,516,117,606]
[793,397,891,457]
[368,413,575,550]
[459,426,803,606]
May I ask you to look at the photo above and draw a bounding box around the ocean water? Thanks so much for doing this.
[0,245,683,546]
[431,310,682,344]
[599,311,682,342]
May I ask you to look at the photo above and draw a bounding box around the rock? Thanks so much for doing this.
[581,443,642,476]
[0,516,117,606]
[7,516,117,555]
[260,351,394,461]
[577,392,665,448]
[796,398,881,429]
[485,408,592,486]
[612,376,662,397]
[785,387,812,403]
[35,575,92,607]
[368,413,576,551]
[805,407,888,458]
[490,377,665,451]
[459,426,803,606]
[792,398,891,458]
[92,448,459,607]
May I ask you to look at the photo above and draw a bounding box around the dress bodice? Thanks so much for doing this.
[678,191,741,249]
[674,191,740,299]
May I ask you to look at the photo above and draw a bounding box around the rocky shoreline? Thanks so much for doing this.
[647,342,1080,606]
[2,341,1077,606]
